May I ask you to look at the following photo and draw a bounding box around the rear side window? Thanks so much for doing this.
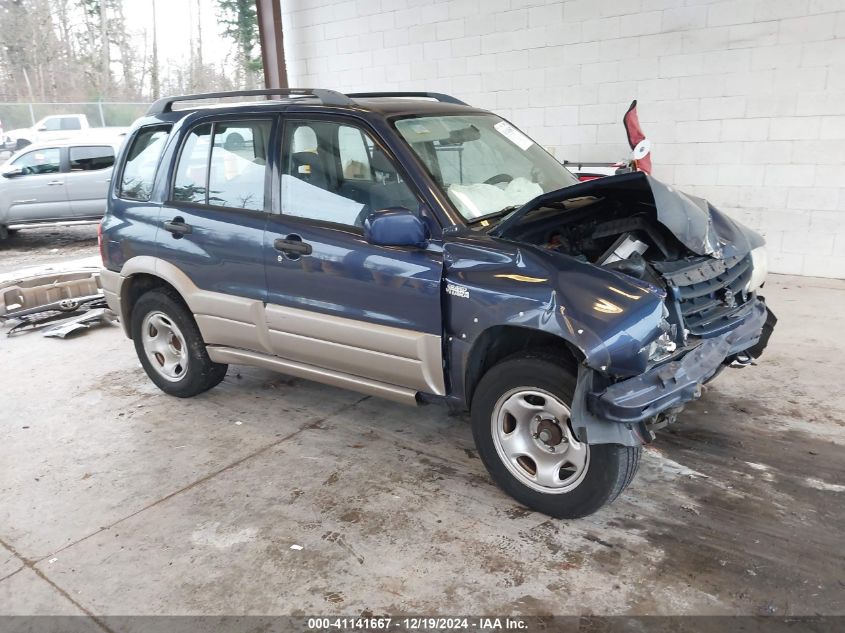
[70,146,115,171]
[173,124,211,204]
[172,119,271,211]
[60,117,82,130]
[119,125,171,201]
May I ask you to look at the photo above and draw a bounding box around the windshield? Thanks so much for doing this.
[394,114,578,222]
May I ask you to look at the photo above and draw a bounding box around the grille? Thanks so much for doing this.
[656,254,753,338]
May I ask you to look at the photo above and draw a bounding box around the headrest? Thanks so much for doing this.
[292,151,321,177]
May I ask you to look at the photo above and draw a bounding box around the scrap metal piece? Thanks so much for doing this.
[41,308,116,339]
[0,267,103,319]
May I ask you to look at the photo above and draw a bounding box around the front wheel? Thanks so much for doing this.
[471,352,641,519]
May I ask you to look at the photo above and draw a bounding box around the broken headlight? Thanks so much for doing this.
[643,312,677,363]
[645,330,677,363]
[744,246,768,293]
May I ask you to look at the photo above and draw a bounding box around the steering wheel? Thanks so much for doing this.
[484,173,513,186]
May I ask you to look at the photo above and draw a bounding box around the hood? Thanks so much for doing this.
[491,172,742,258]
[4,127,31,139]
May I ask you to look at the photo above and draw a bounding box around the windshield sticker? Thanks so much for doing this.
[410,123,430,135]
[494,121,533,151]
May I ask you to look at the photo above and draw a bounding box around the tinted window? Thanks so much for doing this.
[70,146,114,171]
[173,120,271,210]
[12,147,61,174]
[281,121,417,227]
[119,125,171,201]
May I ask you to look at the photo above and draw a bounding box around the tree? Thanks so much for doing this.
[215,0,262,89]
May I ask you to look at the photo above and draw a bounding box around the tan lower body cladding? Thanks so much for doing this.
[102,257,445,404]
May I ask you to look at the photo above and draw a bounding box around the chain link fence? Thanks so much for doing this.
[0,102,150,130]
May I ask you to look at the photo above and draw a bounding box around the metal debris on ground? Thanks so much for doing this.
[0,263,116,338]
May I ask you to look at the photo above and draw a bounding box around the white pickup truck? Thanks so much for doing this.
[3,114,120,151]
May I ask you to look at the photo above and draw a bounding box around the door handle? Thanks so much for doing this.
[47,180,63,186]
[163,218,192,236]
[274,237,312,256]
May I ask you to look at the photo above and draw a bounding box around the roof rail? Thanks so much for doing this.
[147,88,353,114]
[347,92,468,106]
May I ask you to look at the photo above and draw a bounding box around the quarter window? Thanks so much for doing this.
[119,125,171,201]
[70,146,115,171]
[11,147,60,175]
[172,120,271,211]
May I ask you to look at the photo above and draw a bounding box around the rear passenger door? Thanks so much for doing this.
[66,145,115,217]
[264,116,445,395]
[157,116,275,351]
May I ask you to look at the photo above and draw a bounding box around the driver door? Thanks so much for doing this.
[263,116,446,396]
[1,147,70,224]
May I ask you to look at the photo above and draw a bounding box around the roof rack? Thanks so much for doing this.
[346,92,468,105]
[147,88,353,115]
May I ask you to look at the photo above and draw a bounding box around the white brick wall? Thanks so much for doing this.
[281,0,845,278]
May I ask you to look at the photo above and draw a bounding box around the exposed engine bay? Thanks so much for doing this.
[512,195,685,287]
[493,176,768,352]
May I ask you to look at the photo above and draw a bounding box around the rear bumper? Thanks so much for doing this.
[588,298,772,424]
[100,268,128,335]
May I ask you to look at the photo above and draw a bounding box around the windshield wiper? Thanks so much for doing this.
[467,205,521,225]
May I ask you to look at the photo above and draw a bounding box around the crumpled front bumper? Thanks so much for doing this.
[587,298,772,424]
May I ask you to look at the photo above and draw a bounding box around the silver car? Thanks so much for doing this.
[0,136,124,239]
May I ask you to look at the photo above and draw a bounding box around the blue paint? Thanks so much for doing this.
[102,96,774,443]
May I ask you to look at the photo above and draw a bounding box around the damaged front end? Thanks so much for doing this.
[493,171,777,445]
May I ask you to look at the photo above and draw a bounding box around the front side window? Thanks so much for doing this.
[172,120,271,211]
[70,146,115,171]
[12,147,60,175]
[394,114,578,221]
[281,120,417,227]
[119,125,171,201]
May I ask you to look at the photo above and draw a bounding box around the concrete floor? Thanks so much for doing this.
[1,272,843,619]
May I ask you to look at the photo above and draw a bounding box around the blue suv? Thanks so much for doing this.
[100,89,775,518]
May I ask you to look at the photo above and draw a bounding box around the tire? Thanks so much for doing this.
[471,351,641,519]
[15,138,30,151]
[131,289,227,398]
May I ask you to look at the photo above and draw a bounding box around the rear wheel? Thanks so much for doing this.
[471,351,641,519]
[131,289,227,397]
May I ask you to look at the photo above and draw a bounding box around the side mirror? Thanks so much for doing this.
[1,166,23,178]
[36,126,47,132]
[363,207,428,247]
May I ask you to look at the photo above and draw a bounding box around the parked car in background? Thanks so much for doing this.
[0,136,123,239]
[2,113,125,151]
[101,89,775,519]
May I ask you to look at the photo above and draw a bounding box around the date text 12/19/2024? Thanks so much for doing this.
[307,617,528,631]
